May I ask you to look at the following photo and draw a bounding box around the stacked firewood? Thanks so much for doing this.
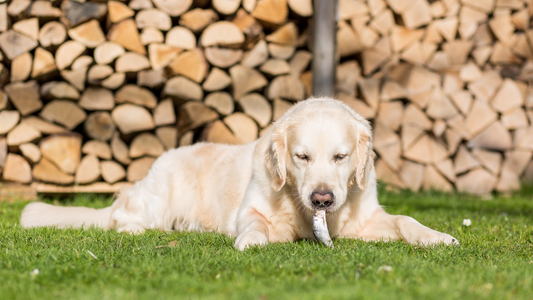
[0,0,314,193]
[0,0,532,195]
[335,0,533,194]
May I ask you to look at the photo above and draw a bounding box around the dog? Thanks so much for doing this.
[21,98,458,250]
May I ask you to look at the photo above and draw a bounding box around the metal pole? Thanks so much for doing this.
[312,0,337,97]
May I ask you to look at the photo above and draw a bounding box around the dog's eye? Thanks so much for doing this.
[295,154,310,161]
[334,154,347,162]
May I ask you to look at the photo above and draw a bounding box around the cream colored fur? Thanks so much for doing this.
[21,98,458,250]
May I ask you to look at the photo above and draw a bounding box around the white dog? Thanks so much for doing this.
[21,98,458,250]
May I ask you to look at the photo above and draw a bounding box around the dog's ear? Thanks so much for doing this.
[265,125,287,192]
[352,123,374,190]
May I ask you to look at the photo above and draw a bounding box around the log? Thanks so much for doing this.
[376,101,403,131]
[21,116,66,135]
[138,69,167,88]
[140,27,164,45]
[79,88,114,110]
[10,52,32,82]
[129,133,165,158]
[111,132,131,165]
[403,134,447,164]
[213,0,241,15]
[203,120,241,145]
[267,75,305,101]
[75,155,101,184]
[115,52,150,73]
[241,39,269,68]
[205,92,234,115]
[101,160,126,184]
[33,157,74,185]
[260,59,291,77]
[153,99,176,126]
[472,148,502,175]
[266,22,298,46]
[82,140,112,160]
[237,93,272,128]
[0,30,37,60]
[41,81,79,100]
[135,8,172,31]
[179,8,218,32]
[148,43,182,70]
[251,0,288,26]
[62,0,107,27]
[289,50,312,75]
[94,41,125,65]
[268,43,295,59]
[422,165,453,192]
[163,76,204,101]
[85,112,116,142]
[40,100,86,130]
[108,1,135,23]
[2,153,32,183]
[454,145,480,174]
[168,49,207,83]
[273,98,292,120]
[490,78,523,113]
[435,158,456,183]
[60,68,86,91]
[87,65,113,84]
[100,72,125,90]
[179,131,194,146]
[39,21,66,48]
[129,0,154,10]
[112,104,155,134]
[202,68,232,91]
[55,41,86,70]
[166,26,196,49]
[127,157,156,182]
[156,126,178,150]
[234,8,263,48]
[6,123,41,146]
[288,0,312,17]
[0,90,5,110]
[402,104,433,130]
[200,21,245,48]
[39,134,82,174]
[67,19,105,48]
[12,17,38,41]
[0,110,20,135]
[4,81,42,116]
[374,139,401,171]
[501,108,529,130]
[71,55,94,71]
[205,47,243,68]
[178,102,219,133]
[152,0,192,16]
[456,168,496,195]
[399,160,425,192]
[375,159,405,189]
[465,99,498,136]
[19,143,41,164]
[468,121,512,151]
[115,85,157,108]
[230,65,268,99]
[107,19,146,55]
[7,0,31,18]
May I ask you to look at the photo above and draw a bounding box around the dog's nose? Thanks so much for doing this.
[311,189,334,208]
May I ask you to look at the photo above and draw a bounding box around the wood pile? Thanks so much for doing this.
[0,0,531,196]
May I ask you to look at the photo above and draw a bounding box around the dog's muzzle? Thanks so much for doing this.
[310,189,334,209]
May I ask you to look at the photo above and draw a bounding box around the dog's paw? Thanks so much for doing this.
[419,232,459,246]
[234,231,268,251]
[116,223,145,235]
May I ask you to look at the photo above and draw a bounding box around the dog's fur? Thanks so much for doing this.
[21,98,458,250]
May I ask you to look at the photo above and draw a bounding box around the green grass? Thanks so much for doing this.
[1,188,533,300]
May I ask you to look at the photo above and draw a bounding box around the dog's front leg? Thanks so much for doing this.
[234,207,270,251]
[356,209,459,246]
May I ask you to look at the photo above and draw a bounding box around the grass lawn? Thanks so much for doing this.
[1,187,533,300]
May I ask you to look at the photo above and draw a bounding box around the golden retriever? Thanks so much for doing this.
[21,98,458,250]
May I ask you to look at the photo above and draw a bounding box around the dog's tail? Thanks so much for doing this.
[20,202,117,229]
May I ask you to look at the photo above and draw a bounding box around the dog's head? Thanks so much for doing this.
[265,98,374,212]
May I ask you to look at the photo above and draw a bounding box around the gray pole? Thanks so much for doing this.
[312,0,337,97]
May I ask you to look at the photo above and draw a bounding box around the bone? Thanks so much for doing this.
[312,209,333,248]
